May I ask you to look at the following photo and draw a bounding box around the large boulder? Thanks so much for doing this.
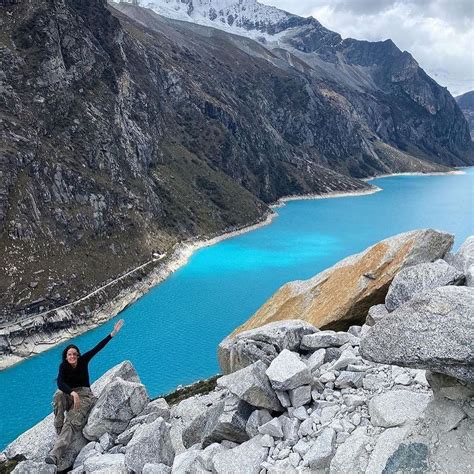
[170,390,225,452]
[217,360,283,411]
[368,390,431,427]
[90,360,141,396]
[232,230,453,333]
[385,259,464,311]
[218,320,317,374]
[83,377,149,440]
[361,286,474,382]
[201,396,253,447]
[303,427,336,469]
[83,453,128,473]
[2,361,141,471]
[125,418,175,472]
[211,435,269,474]
[446,235,474,285]
[265,349,312,391]
[329,427,371,474]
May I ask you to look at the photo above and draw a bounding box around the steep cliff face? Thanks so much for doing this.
[0,0,367,323]
[0,0,472,326]
[456,91,474,139]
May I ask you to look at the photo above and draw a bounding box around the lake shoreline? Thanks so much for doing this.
[0,168,467,371]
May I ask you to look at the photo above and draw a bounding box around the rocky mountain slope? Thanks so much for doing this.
[2,231,472,473]
[456,91,474,138]
[0,0,472,335]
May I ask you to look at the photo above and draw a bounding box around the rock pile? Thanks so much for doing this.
[2,234,472,473]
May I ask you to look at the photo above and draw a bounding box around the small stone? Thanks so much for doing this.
[258,418,284,438]
[289,385,311,408]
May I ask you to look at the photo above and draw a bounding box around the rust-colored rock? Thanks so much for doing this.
[233,230,453,334]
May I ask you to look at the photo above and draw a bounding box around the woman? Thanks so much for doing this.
[45,319,124,466]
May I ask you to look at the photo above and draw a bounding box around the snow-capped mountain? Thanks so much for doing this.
[138,0,312,40]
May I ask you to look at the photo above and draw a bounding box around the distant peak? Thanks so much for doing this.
[121,0,304,39]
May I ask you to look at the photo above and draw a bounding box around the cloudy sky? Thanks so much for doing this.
[260,0,473,97]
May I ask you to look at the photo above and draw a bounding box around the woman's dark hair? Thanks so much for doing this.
[62,344,80,362]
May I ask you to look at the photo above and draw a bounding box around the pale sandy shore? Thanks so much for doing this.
[362,169,466,181]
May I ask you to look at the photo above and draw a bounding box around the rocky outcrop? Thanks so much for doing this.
[2,233,472,473]
[384,259,464,311]
[361,286,474,382]
[233,229,454,333]
[218,320,317,374]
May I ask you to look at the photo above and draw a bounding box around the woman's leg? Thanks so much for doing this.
[52,390,72,435]
[47,388,96,464]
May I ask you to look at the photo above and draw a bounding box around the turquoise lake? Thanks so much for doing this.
[1,169,473,450]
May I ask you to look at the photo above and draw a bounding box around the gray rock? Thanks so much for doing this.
[320,405,340,424]
[142,463,172,474]
[83,453,128,473]
[293,439,311,457]
[301,331,352,350]
[385,259,464,311]
[324,347,342,364]
[258,418,283,438]
[90,361,141,397]
[426,371,474,400]
[201,396,252,447]
[298,417,314,437]
[98,433,114,451]
[128,412,161,428]
[343,395,366,408]
[73,441,102,468]
[305,349,326,372]
[383,442,429,473]
[366,304,389,326]
[211,435,269,474]
[362,374,386,391]
[171,449,202,473]
[140,398,170,421]
[361,286,474,383]
[217,360,283,411]
[369,390,431,427]
[12,461,56,473]
[330,349,360,370]
[280,415,300,444]
[288,384,311,407]
[366,426,410,474]
[196,443,226,471]
[171,391,224,453]
[303,427,336,469]
[218,320,318,374]
[422,396,467,433]
[334,371,365,389]
[447,235,474,276]
[329,427,370,474]
[245,409,273,438]
[125,418,174,472]
[275,390,291,408]
[290,406,309,421]
[116,424,140,446]
[347,325,362,337]
[84,377,149,440]
[265,349,312,391]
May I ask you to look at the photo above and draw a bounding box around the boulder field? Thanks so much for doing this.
[1,231,472,473]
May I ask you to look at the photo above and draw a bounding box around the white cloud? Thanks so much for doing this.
[260,0,474,96]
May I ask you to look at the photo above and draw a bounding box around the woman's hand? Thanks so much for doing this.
[111,319,124,337]
[71,391,81,410]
